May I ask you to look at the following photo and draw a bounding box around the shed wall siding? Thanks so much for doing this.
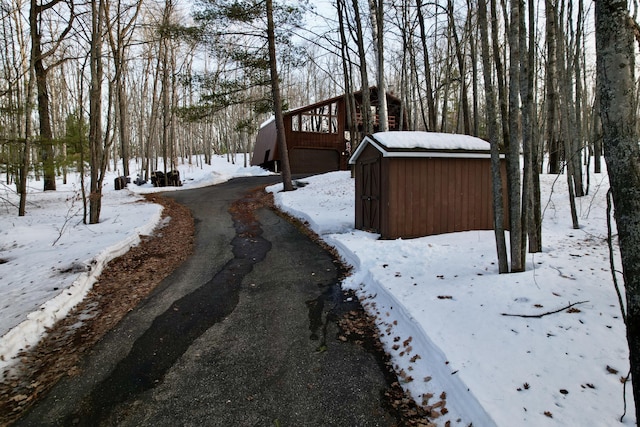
[381,157,495,239]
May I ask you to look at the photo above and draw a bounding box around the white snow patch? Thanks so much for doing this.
[267,163,635,427]
[372,131,490,151]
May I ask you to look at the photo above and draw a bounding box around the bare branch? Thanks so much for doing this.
[39,0,74,64]
[501,301,589,318]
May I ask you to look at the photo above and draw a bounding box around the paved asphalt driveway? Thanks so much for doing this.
[17,176,396,426]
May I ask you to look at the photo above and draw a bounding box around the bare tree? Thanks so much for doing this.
[88,0,109,224]
[29,0,74,191]
[351,0,374,135]
[572,0,586,197]
[447,0,471,135]
[160,0,174,182]
[556,5,580,230]
[416,0,437,131]
[336,0,358,144]
[467,0,480,136]
[478,0,509,273]
[595,0,640,419]
[20,46,35,217]
[519,0,542,253]
[490,0,509,145]
[507,0,524,272]
[104,0,142,178]
[368,0,388,132]
[545,0,561,174]
[1,0,37,216]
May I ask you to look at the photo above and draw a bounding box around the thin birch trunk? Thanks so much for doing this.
[478,0,509,273]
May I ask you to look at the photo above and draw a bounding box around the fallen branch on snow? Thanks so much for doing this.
[501,301,589,318]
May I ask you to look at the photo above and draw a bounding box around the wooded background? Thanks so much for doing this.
[0,0,614,185]
[0,0,633,243]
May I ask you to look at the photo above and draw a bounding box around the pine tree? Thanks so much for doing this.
[189,0,308,191]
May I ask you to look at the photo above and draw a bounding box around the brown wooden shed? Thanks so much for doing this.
[251,88,407,174]
[349,131,505,239]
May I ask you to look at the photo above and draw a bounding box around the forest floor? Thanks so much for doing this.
[0,194,194,426]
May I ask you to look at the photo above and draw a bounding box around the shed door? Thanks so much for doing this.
[360,158,381,232]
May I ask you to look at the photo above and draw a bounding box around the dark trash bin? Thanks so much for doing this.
[167,170,182,187]
[151,171,165,187]
[114,176,127,190]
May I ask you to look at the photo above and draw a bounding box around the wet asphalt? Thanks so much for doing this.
[17,176,396,426]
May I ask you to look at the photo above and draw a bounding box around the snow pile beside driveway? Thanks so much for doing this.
[268,169,635,427]
[0,155,271,376]
[0,188,161,373]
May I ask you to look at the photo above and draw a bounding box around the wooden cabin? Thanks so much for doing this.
[251,88,407,174]
[349,131,506,239]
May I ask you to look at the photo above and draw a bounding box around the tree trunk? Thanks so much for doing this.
[593,93,603,174]
[519,0,532,256]
[352,0,373,135]
[89,0,104,224]
[28,0,74,192]
[595,0,640,421]
[467,0,480,136]
[416,0,437,131]
[490,0,509,146]
[30,0,55,191]
[546,0,561,174]
[117,73,130,176]
[507,0,524,272]
[336,0,358,146]
[448,0,471,135]
[573,0,586,197]
[559,1,584,200]
[556,4,580,229]
[161,13,170,182]
[478,0,509,273]
[520,0,542,252]
[19,67,35,216]
[266,0,293,191]
[368,0,388,132]
[108,0,141,178]
[146,48,162,181]
[529,0,542,252]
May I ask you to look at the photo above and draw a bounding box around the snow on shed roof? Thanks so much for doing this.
[373,131,490,150]
[349,131,492,164]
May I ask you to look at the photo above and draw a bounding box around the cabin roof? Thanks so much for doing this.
[281,87,403,117]
[251,119,278,166]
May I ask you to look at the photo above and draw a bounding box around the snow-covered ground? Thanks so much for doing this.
[0,155,270,373]
[0,152,634,426]
[268,167,634,427]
